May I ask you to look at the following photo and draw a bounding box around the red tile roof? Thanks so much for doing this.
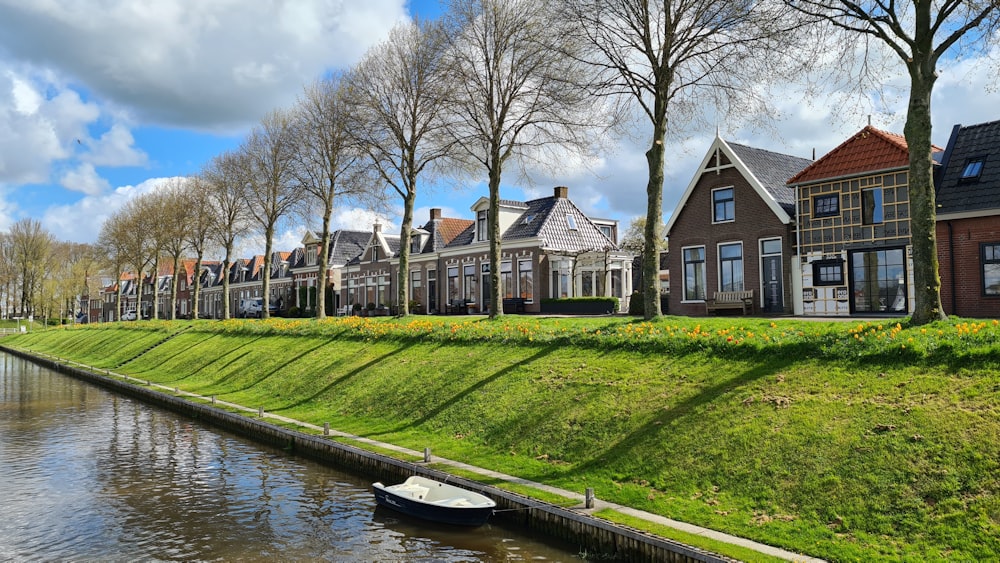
[437,218,474,244]
[788,125,938,185]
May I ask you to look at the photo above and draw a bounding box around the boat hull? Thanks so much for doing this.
[372,477,495,526]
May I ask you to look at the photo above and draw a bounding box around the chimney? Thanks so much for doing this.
[430,208,442,220]
[554,186,569,199]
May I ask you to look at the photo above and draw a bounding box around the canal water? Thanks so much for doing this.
[0,354,579,561]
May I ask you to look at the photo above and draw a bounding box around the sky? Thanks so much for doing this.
[0,0,999,257]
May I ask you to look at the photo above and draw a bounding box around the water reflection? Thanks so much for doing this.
[0,354,577,561]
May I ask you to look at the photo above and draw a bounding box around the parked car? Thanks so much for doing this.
[238,298,264,318]
[122,311,137,321]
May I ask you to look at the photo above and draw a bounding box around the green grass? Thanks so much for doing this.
[5,315,1000,562]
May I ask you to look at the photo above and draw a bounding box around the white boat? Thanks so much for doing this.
[372,475,496,526]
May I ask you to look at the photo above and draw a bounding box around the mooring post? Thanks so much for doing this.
[423,448,431,463]
[258,406,264,418]
[323,422,330,436]
[585,488,595,509]
[211,395,216,404]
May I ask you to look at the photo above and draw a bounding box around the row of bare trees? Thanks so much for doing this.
[0,219,104,323]
[18,0,994,325]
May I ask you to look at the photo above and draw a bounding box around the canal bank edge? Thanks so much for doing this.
[3,346,819,563]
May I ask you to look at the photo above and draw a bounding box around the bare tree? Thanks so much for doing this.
[183,175,216,320]
[156,178,193,320]
[348,18,453,316]
[558,0,798,319]
[292,76,369,319]
[203,150,253,320]
[108,198,153,320]
[97,211,130,321]
[242,109,301,319]
[441,0,603,319]
[8,218,54,317]
[786,1,999,324]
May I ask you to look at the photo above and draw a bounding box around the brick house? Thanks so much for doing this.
[666,134,812,316]
[788,125,940,317]
[341,186,632,315]
[290,230,369,314]
[935,119,1000,318]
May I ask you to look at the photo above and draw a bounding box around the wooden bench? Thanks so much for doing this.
[705,290,754,315]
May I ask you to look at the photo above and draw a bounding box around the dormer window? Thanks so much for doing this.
[566,214,578,230]
[961,157,985,180]
[306,246,317,266]
[477,210,487,241]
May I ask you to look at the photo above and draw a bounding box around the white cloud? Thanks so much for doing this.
[84,123,147,167]
[41,177,173,242]
[0,0,409,130]
[59,163,110,195]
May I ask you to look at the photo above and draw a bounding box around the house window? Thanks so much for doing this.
[518,260,533,301]
[599,224,613,240]
[813,194,839,218]
[306,246,317,266]
[410,270,423,303]
[682,246,706,301]
[500,262,513,298]
[411,237,422,254]
[372,245,380,262]
[862,188,884,224]
[850,248,906,313]
[812,259,844,286]
[477,210,487,241]
[718,242,744,292]
[567,214,578,230]
[962,158,985,180]
[712,187,734,223]
[551,261,571,298]
[377,275,390,307]
[447,267,460,303]
[982,243,1000,296]
[463,264,477,302]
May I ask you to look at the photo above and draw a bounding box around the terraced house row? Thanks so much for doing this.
[86,186,636,321]
[85,118,1000,322]
[667,117,1000,318]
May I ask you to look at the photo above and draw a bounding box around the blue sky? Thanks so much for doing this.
[0,1,998,256]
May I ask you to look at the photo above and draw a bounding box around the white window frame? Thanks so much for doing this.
[681,245,707,302]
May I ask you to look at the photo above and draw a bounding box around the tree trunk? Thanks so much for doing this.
[317,205,332,319]
[488,163,503,319]
[170,255,180,320]
[222,253,232,320]
[904,60,946,324]
[642,118,667,320]
[397,188,417,316]
[192,253,203,320]
[262,227,273,319]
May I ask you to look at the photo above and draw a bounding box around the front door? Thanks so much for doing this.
[760,239,783,313]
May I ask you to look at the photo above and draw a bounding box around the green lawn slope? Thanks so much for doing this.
[6,315,1000,562]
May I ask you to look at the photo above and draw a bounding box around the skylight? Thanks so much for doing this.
[961,158,985,179]
[566,214,578,230]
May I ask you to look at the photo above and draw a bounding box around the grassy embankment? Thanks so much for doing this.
[5,315,1000,562]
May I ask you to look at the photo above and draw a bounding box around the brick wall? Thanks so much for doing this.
[937,216,1000,318]
[667,166,795,316]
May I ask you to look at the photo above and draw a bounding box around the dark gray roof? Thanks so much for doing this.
[329,230,370,265]
[728,142,812,216]
[445,195,617,252]
[937,120,1000,215]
